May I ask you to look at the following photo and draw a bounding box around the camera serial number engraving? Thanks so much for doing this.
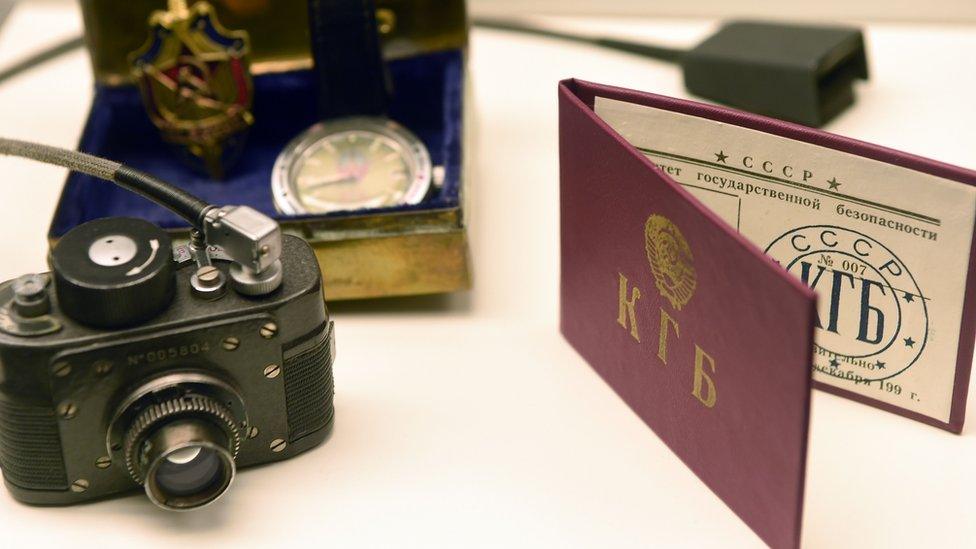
[127,342,212,366]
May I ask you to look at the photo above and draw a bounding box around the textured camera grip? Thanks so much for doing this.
[0,398,69,490]
[282,323,335,443]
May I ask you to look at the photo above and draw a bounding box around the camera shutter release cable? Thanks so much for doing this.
[0,138,286,304]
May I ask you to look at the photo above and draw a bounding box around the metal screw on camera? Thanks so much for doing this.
[222,337,240,351]
[198,266,220,283]
[263,364,280,379]
[52,361,71,378]
[95,457,112,469]
[191,265,227,300]
[58,402,78,420]
[270,439,287,452]
[260,322,278,339]
[70,479,89,493]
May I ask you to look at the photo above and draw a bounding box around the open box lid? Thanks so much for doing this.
[81,0,468,85]
[559,78,976,548]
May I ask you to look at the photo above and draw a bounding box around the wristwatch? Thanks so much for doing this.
[271,117,431,215]
[271,0,433,215]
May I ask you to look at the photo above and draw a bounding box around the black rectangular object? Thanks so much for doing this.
[682,21,869,126]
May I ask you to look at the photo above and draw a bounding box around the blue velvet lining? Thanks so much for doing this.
[50,49,464,237]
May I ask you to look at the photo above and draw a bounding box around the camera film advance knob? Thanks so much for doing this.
[50,217,174,329]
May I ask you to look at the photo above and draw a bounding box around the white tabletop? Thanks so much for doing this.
[0,3,973,548]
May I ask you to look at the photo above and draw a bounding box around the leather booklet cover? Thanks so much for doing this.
[558,78,976,548]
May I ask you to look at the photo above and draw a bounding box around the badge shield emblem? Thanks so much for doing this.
[130,0,254,179]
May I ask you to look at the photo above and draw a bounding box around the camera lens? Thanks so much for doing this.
[121,395,241,511]
[156,447,220,496]
[150,441,233,502]
[141,418,236,510]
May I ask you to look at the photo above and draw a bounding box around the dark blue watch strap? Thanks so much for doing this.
[307,0,389,119]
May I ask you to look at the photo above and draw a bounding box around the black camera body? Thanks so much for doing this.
[0,223,334,509]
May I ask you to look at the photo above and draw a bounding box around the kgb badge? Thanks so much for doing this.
[130,0,254,179]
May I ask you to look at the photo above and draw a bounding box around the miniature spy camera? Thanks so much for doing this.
[0,150,335,510]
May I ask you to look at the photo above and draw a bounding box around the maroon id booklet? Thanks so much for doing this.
[559,79,976,548]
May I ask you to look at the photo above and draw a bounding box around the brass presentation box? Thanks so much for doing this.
[55,0,471,301]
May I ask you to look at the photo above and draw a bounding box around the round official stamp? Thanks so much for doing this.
[764,225,928,382]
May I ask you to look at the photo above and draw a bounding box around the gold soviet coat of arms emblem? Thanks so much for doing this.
[130,0,254,179]
[645,214,697,310]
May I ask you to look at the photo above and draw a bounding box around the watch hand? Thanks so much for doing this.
[300,174,358,190]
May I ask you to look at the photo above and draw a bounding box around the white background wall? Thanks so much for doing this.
[469,0,976,23]
[9,1,975,25]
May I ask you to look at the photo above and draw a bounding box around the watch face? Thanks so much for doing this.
[272,117,432,215]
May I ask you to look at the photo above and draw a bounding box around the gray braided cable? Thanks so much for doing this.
[0,137,120,181]
[0,137,211,226]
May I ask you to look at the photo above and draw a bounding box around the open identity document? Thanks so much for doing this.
[558,79,976,549]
